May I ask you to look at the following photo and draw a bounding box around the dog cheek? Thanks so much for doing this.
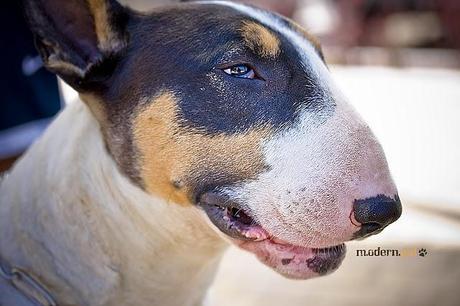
[132,91,273,205]
[132,92,189,205]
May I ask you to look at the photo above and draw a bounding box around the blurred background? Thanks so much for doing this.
[1,0,459,305]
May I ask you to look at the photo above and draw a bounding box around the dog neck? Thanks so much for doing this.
[0,100,227,306]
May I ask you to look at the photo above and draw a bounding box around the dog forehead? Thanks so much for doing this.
[193,1,324,58]
[125,0,326,82]
[156,3,283,59]
[118,2,332,136]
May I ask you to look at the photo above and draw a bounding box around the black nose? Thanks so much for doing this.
[353,194,402,239]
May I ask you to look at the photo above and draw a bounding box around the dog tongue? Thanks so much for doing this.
[239,224,270,241]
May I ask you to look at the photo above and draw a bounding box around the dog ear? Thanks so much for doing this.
[24,0,130,90]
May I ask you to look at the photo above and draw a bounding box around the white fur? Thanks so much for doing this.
[0,101,226,306]
[207,1,398,247]
[0,2,398,304]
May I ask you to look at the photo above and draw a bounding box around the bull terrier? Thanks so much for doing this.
[0,0,401,305]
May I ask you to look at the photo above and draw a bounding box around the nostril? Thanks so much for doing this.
[360,222,383,236]
[353,194,402,238]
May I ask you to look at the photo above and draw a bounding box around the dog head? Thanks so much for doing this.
[26,0,401,279]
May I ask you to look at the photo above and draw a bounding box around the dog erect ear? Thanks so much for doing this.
[25,0,130,89]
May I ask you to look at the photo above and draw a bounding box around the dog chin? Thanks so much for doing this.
[233,238,346,279]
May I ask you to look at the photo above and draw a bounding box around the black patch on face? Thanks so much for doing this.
[105,3,335,135]
[49,2,336,188]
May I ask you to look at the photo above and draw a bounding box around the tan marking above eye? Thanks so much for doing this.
[133,91,272,206]
[239,21,281,58]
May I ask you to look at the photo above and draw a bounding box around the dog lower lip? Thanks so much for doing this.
[312,244,345,253]
[307,243,346,275]
[236,238,347,278]
[269,237,346,259]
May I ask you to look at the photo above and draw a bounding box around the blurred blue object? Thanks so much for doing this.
[0,1,61,167]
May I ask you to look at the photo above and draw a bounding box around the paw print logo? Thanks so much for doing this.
[418,248,428,257]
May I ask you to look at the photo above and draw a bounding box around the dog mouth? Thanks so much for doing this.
[199,193,347,279]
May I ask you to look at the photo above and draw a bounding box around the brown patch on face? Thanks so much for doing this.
[87,0,126,52]
[133,91,272,205]
[240,21,280,58]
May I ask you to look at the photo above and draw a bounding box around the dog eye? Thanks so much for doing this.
[223,64,256,79]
